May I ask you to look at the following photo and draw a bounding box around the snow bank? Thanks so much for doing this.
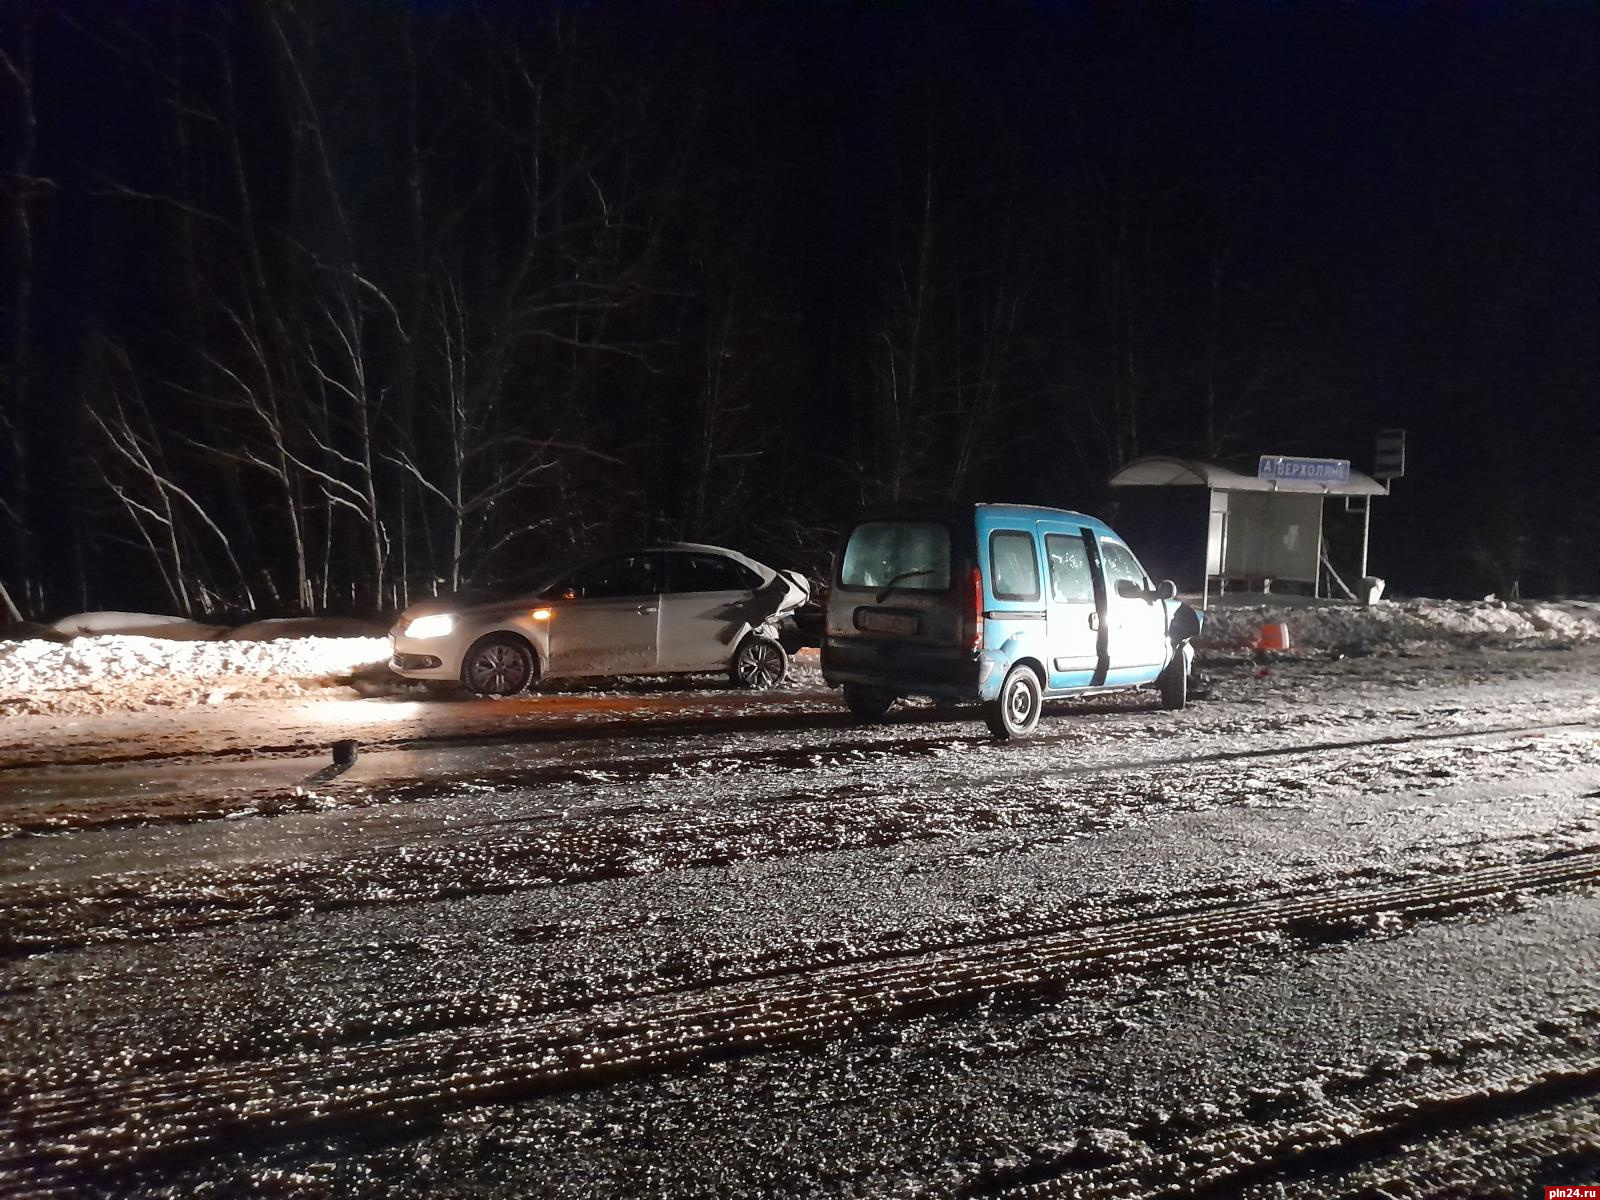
[1201,597,1600,654]
[49,611,225,640]
[224,617,390,641]
[0,634,824,716]
[0,635,391,716]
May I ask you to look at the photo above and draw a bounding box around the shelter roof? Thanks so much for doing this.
[1108,455,1386,496]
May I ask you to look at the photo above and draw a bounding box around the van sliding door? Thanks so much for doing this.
[1042,527,1103,690]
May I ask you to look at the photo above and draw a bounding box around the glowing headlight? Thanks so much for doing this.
[403,613,456,640]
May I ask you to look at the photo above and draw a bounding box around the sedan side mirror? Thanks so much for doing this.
[1155,579,1178,601]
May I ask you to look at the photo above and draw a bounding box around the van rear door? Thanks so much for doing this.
[825,518,980,693]
[833,519,962,643]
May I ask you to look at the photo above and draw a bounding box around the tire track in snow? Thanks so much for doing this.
[3,715,1595,841]
[0,699,852,773]
[3,722,1598,955]
[1236,1089,1600,1199]
[980,1014,1600,1198]
[4,645,1595,777]
[3,849,1599,1195]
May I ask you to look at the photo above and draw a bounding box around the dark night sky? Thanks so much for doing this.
[2,2,1596,615]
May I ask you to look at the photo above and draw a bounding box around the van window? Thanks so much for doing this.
[1045,533,1094,603]
[989,531,1041,602]
[840,521,951,591]
[1100,540,1147,594]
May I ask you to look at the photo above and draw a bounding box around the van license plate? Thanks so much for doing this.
[857,609,919,636]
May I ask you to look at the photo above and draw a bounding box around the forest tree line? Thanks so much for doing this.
[1,3,1593,619]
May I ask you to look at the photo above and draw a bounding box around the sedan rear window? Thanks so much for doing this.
[840,521,951,592]
[668,553,761,593]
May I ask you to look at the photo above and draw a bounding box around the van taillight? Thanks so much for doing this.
[970,566,983,652]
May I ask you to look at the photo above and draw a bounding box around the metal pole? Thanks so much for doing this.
[1359,495,1372,581]
[1202,489,1211,611]
[1313,496,1324,600]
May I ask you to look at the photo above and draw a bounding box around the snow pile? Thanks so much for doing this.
[49,611,225,640]
[0,634,823,716]
[1201,597,1600,654]
[0,634,392,716]
[224,617,390,641]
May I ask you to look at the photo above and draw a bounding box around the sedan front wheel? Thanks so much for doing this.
[461,634,537,696]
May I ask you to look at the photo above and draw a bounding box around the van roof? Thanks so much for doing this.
[849,503,1116,536]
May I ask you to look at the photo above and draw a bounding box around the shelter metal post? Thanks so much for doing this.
[1313,496,1325,600]
[1203,488,1228,611]
[1359,495,1372,581]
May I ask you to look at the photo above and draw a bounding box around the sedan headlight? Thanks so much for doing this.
[403,613,456,640]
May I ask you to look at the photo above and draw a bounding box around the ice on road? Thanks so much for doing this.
[2,645,1599,1197]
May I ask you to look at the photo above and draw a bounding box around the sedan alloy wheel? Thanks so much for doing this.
[731,636,788,689]
[463,636,536,695]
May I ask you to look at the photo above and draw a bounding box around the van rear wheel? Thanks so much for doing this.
[985,664,1042,739]
[843,684,895,722]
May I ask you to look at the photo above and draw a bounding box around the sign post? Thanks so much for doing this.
[1365,429,1407,581]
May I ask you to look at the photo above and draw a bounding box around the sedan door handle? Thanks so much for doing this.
[636,605,658,614]
[1088,611,1100,631]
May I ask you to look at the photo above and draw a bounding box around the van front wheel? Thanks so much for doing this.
[1158,653,1188,711]
[985,665,1042,739]
[843,684,896,723]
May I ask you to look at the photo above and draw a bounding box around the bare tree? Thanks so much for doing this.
[389,278,625,593]
[296,266,406,608]
[860,145,944,506]
[0,6,50,616]
[85,338,256,615]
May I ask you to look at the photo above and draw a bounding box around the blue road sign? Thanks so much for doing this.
[1257,455,1351,484]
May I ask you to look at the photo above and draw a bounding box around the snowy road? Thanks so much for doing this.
[3,647,1599,1196]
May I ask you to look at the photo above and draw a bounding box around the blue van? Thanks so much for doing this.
[821,504,1201,738]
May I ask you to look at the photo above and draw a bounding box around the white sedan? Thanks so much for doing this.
[389,543,810,696]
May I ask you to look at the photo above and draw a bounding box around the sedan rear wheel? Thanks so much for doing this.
[731,635,788,689]
[461,634,537,696]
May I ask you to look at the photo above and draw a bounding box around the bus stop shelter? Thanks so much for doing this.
[1108,456,1387,607]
